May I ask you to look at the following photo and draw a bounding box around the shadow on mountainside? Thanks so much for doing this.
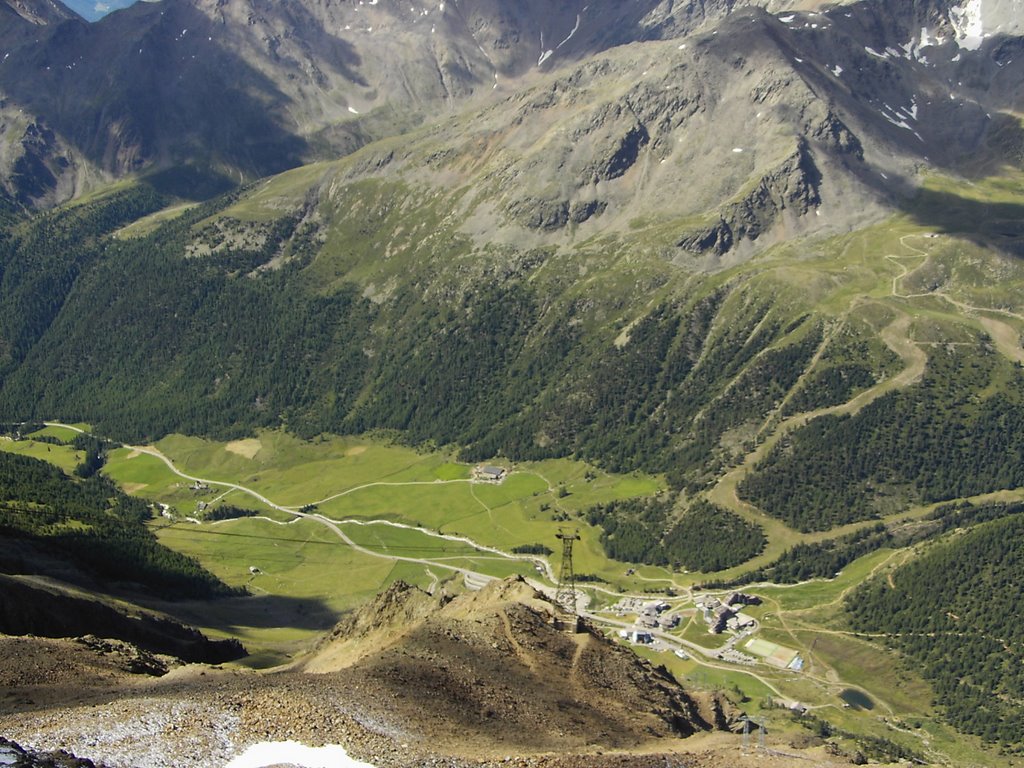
[160,590,343,637]
[142,164,238,201]
[0,0,379,186]
[899,183,1024,258]
[0,575,249,663]
[0,533,342,643]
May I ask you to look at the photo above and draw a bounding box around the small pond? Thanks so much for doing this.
[839,688,875,711]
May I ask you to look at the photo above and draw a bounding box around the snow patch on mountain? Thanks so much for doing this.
[951,0,986,49]
[225,742,377,768]
[949,0,1024,50]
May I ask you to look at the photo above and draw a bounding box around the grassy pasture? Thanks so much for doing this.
[753,548,897,612]
[97,429,664,653]
[105,448,182,497]
[114,202,198,239]
[0,437,83,473]
[24,424,81,443]
[124,431,666,592]
[152,517,399,656]
[155,431,471,507]
[337,520,509,565]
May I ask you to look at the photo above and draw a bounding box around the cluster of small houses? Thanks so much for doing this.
[619,600,681,645]
[696,592,761,634]
[616,591,764,646]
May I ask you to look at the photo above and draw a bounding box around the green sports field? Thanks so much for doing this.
[745,637,799,668]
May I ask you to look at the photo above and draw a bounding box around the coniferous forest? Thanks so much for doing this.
[0,185,845,498]
[740,347,1024,531]
[0,451,238,598]
[1,185,1023,547]
[847,514,1024,749]
[586,498,765,572]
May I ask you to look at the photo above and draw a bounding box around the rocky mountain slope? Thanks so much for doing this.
[303,578,740,753]
[2,0,76,25]
[0,578,810,768]
[0,0,1021,209]
[298,0,1023,261]
[0,0,866,207]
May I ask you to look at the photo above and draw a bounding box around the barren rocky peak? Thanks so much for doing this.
[0,579,741,766]
[297,576,743,755]
[303,577,552,672]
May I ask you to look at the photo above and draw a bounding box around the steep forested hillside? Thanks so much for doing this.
[847,515,1024,748]
[0,182,828,491]
[586,498,765,572]
[0,188,373,439]
[0,185,166,372]
[740,345,1024,531]
[2,168,1024,546]
[0,450,237,598]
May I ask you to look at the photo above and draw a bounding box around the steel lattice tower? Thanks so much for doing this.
[741,716,767,752]
[555,530,581,615]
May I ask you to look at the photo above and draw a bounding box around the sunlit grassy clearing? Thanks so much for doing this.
[156,431,470,506]
[24,424,80,442]
[114,203,198,239]
[143,431,664,588]
[753,549,897,612]
[0,438,83,473]
[152,517,398,645]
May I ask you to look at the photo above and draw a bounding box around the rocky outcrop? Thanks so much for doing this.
[811,112,864,161]
[0,738,105,768]
[573,105,651,184]
[6,121,78,209]
[506,196,607,230]
[302,577,740,754]
[324,579,446,646]
[678,141,822,256]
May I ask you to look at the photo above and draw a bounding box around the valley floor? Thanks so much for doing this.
[2,423,1016,766]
